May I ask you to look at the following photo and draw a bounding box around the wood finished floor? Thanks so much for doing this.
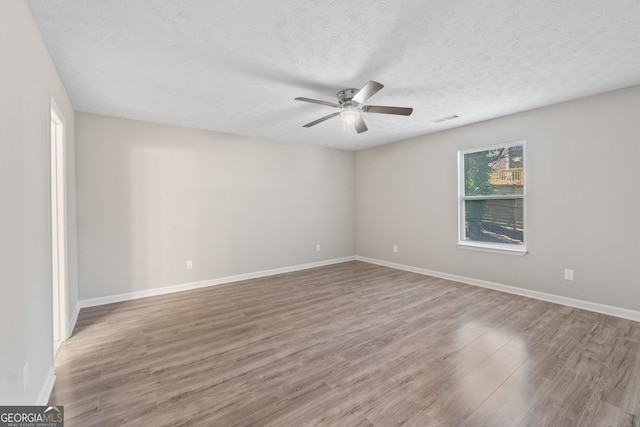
[51,261,640,426]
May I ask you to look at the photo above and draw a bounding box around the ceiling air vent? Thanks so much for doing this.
[432,114,459,123]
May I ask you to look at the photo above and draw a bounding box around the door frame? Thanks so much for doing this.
[50,96,68,357]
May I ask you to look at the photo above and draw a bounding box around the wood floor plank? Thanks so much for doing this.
[601,339,640,416]
[464,365,545,427]
[578,400,639,427]
[50,261,640,426]
[422,342,527,425]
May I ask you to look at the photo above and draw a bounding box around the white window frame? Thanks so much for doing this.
[457,140,527,256]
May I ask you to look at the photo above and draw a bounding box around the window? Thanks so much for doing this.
[458,141,526,255]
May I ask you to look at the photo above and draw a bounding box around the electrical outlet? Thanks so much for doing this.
[316,244,321,252]
[186,260,193,270]
[393,245,398,253]
[564,269,574,281]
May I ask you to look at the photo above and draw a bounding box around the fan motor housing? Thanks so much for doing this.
[337,88,359,105]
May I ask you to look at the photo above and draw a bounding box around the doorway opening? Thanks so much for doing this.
[51,98,68,357]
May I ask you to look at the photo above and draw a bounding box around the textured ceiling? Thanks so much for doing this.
[28,0,640,150]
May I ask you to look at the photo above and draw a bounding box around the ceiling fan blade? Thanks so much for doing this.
[352,81,384,104]
[363,105,413,116]
[354,116,368,133]
[303,112,340,127]
[295,97,340,108]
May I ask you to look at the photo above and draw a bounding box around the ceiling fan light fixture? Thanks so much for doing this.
[295,81,413,133]
[340,107,360,124]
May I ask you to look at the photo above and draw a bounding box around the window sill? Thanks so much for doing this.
[457,241,528,256]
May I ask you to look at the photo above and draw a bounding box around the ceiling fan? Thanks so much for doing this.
[295,81,413,134]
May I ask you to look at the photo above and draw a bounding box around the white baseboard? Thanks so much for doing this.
[80,256,356,309]
[68,303,80,337]
[76,254,640,322]
[356,256,640,323]
[37,367,56,405]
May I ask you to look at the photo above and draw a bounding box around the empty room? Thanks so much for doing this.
[2,0,640,425]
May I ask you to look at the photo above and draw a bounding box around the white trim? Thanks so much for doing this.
[36,367,56,405]
[464,194,524,201]
[68,303,80,337]
[457,242,528,256]
[79,257,356,308]
[50,96,69,349]
[459,140,527,155]
[355,256,640,323]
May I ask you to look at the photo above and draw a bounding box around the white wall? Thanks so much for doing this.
[356,85,640,312]
[0,1,78,404]
[76,113,355,300]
